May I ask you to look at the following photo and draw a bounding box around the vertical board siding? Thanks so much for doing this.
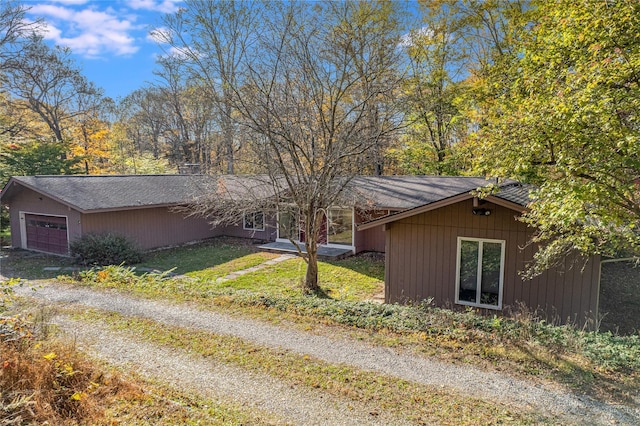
[82,207,221,250]
[386,199,599,326]
[354,210,386,253]
[7,187,82,252]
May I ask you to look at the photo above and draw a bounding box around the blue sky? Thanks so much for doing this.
[23,0,183,100]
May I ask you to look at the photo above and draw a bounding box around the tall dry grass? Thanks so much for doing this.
[0,316,140,425]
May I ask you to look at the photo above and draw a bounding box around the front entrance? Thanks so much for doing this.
[23,214,69,255]
[276,208,353,249]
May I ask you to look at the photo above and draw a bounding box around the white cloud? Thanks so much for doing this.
[48,0,91,5]
[147,26,172,44]
[27,2,141,58]
[128,0,181,14]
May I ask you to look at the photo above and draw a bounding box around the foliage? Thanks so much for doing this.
[108,122,172,174]
[70,233,142,266]
[475,0,640,273]
[0,206,9,241]
[0,139,82,184]
[70,113,113,174]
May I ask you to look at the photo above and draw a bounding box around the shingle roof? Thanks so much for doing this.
[350,176,521,210]
[1,175,211,212]
[494,182,534,206]
[1,174,532,213]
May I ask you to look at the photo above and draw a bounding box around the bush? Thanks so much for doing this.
[70,233,142,266]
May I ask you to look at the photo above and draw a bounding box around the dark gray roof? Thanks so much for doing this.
[494,182,534,206]
[1,174,531,213]
[350,176,519,210]
[1,175,211,212]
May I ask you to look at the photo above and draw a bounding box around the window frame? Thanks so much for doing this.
[243,211,265,231]
[326,207,353,247]
[454,236,505,310]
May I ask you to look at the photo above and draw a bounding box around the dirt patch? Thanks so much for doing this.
[599,261,640,335]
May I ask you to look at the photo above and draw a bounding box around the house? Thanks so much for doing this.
[0,175,273,254]
[0,174,496,256]
[1,174,600,325]
[357,182,600,326]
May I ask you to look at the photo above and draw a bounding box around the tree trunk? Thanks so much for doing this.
[302,209,321,294]
[303,242,320,294]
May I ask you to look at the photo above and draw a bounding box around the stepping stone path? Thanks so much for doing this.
[216,254,296,283]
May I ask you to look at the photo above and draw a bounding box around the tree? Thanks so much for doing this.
[399,1,470,175]
[475,0,640,274]
[0,139,81,183]
[119,88,168,160]
[3,36,103,144]
[107,121,171,175]
[154,0,262,174]
[393,0,526,176]
[0,1,42,72]
[186,1,402,292]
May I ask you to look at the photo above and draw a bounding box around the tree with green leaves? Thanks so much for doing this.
[475,0,640,273]
[0,139,81,184]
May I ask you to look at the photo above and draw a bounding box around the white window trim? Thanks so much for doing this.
[325,207,355,250]
[276,210,299,243]
[455,236,505,310]
[243,211,265,231]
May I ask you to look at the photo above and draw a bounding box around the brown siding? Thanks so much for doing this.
[6,187,82,252]
[81,207,222,250]
[217,215,278,242]
[385,198,600,326]
[354,210,386,253]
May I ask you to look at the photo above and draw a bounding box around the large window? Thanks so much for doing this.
[243,211,264,231]
[327,208,352,246]
[278,210,299,240]
[455,237,505,309]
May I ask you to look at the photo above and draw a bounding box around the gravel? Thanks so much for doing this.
[54,316,405,426]
[14,282,640,425]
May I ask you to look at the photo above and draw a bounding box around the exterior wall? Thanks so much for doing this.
[385,198,600,326]
[354,210,387,253]
[5,186,82,253]
[80,207,222,250]
[216,215,278,242]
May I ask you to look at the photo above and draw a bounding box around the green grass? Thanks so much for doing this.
[139,238,264,275]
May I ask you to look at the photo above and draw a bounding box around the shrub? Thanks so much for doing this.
[70,233,142,266]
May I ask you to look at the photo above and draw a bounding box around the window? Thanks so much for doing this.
[243,211,264,231]
[327,208,353,246]
[455,237,505,309]
[278,210,299,240]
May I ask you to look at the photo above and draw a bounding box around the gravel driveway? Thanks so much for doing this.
[13,281,640,425]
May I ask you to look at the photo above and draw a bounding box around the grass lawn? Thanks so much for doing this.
[61,238,385,302]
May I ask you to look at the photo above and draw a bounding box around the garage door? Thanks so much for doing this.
[25,214,68,255]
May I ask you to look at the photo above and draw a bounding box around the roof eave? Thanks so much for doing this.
[0,178,85,212]
[82,203,185,214]
[357,192,528,231]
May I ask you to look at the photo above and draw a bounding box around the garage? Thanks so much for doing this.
[24,214,69,255]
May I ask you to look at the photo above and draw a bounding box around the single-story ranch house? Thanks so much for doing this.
[0,174,600,325]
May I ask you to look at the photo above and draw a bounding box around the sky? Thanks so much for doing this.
[23,0,184,101]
